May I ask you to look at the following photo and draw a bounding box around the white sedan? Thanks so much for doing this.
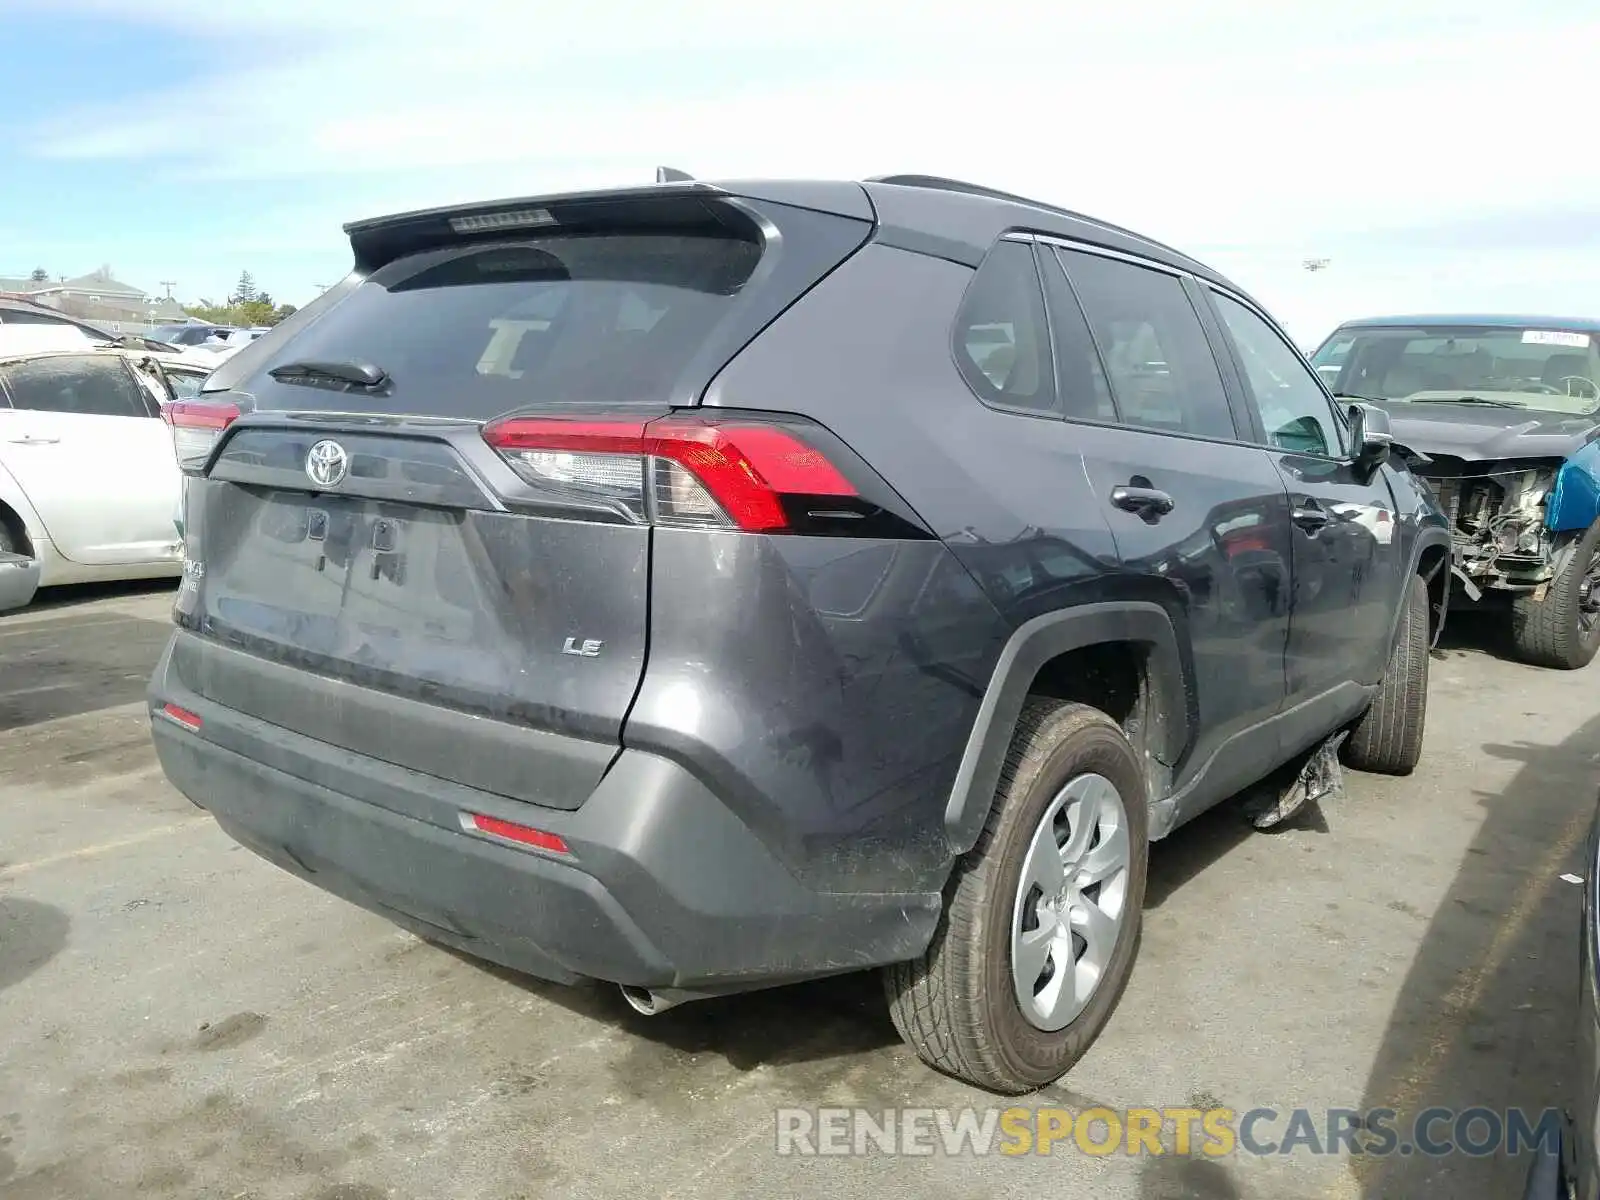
[0,346,209,611]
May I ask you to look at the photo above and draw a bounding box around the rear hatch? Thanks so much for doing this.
[165,184,873,809]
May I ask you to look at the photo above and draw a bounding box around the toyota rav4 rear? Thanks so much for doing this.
[149,182,1005,1031]
[150,177,1441,1096]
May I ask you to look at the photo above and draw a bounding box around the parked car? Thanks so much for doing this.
[150,323,237,348]
[1311,316,1600,669]
[147,175,1449,1093]
[1523,789,1600,1200]
[0,348,187,596]
[0,298,113,351]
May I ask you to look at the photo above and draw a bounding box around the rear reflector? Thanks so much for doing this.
[159,703,202,731]
[463,812,571,855]
[481,414,857,532]
[162,400,240,470]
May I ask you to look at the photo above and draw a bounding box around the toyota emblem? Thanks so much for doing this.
[305,439,350,489]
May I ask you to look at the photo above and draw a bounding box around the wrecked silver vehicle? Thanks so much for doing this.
[1312,316,1600,669]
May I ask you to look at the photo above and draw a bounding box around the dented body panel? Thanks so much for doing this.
[1550,440,1600,534]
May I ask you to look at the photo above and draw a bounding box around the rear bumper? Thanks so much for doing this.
[149,637,940,992]
[0,552,40,613]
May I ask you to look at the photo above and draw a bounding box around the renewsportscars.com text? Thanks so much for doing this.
[773,1105,1564,1159]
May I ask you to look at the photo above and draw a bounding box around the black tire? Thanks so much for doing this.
[1511,519,1600,670]
[1343,574,1429,775]
[883,699,1148,1094]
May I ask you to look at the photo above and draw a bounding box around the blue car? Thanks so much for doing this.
[1311,316,1600,669]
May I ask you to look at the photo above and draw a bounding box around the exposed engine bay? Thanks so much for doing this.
[1414,457,1562,597]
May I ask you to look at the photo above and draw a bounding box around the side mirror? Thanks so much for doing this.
[1347,403,1392,475]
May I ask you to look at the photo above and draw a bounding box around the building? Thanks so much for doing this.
[0,267,188,333]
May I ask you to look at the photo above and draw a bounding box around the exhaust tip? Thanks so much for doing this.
[619,984,662,1015]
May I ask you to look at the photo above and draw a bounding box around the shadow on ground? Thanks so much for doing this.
[1434,603,1518,663]
[1352,713,1600,1197]
[0,612,172,732]
[0,897,70,994]
[437,943,900,1078]
[8,579,173,616]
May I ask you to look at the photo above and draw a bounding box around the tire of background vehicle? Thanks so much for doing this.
[883,699,1149,1094]
[1511,518,1600,670]
[1342,573,1429,775]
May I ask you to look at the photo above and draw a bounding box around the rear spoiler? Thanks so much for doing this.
[343,182,739,273]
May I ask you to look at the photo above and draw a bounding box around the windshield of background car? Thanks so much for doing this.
[232,233,762,419]
[1311,325,1600,414]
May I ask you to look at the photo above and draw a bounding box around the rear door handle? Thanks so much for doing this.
[1110,485,1175,518]
[6,436,59,445]
[1292,502,1330,532]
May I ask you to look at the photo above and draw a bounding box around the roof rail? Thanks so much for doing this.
[866,174,1198,265]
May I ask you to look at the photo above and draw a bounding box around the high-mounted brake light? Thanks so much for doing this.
[481,415,858,532]
[162,400,240,470]
[448,208,557,234]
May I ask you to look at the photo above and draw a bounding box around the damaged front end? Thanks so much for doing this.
[1415,457,1566,600]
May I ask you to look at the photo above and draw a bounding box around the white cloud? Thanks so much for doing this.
[19,0,1600,328]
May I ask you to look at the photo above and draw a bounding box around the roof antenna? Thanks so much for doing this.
[655,166,694,183]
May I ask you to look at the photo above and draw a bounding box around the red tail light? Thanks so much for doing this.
[462,811,571,855]
[163,400,240,470]
[481,414,858,532]
[159,702,202,731]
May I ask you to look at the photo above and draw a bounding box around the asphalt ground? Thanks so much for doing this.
[0,583,1593,1198]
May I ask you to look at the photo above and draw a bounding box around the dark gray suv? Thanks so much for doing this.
[148,175,1450,1093]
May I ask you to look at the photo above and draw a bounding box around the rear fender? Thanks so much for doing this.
[0,459,45,554]
[942,601,1191,855]
[1547,438,1600,534]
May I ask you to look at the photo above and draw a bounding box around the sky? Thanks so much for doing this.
[1,0,1597,345]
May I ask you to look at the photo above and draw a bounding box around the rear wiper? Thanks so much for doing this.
[268,359,390,390]
[1408,395,1518,408]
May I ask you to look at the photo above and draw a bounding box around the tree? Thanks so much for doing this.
[181,291,299,328]
[231,270,258,305]
[28,267,47,284]
[237,297,277,328]
[182,300,235,324]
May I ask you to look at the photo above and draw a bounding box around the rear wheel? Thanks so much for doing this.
[1511,519,1600,670]
[1343,573,1429,775]
[884,699,1148,1094]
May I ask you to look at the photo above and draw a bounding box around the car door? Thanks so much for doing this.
[0,354,181,565]
[1202,287,1404,699]
[1040,244,1295,792]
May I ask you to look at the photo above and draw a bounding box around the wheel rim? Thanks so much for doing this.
[1010,772,1131,1032]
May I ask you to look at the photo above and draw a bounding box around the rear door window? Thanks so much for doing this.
[1,355,153,418]
[952,240,1058,414]
[1055,248,1238,441]
[238,234,763,418]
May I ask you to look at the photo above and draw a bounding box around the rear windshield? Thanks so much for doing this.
[237,233,762,419]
